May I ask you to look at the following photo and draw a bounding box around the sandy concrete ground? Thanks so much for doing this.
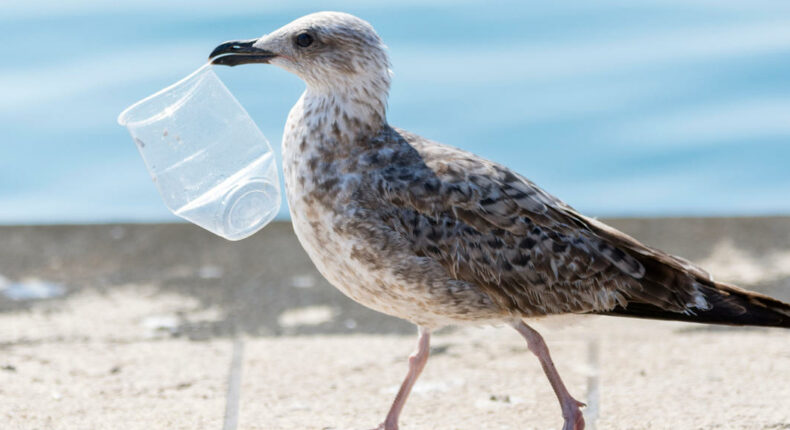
[1,218,789,429]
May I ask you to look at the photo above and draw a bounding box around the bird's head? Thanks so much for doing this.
[209,12,391,95]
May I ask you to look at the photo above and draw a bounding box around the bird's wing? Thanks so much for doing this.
[366,127,714,316]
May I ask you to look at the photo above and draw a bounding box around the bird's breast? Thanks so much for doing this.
[279,101,505,327]
[281,113,384,311]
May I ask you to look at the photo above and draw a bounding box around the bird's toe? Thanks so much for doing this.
[561,409,585,430]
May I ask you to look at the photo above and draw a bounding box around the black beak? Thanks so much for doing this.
[208,38,278,66]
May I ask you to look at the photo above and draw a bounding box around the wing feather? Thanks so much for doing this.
[364,127,712,316]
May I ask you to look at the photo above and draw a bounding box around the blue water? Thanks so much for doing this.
[2,0,790,224]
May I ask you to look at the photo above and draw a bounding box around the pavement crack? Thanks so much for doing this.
[223,337,245,430]
[583,337,600,430]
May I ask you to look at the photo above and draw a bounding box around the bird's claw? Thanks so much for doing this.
[561,406,585,430]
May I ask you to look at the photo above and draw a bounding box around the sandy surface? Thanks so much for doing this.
[1,218,789,429]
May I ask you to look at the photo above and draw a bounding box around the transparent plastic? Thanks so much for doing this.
[118,63,280,240]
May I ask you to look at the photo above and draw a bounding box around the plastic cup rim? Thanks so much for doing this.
[117,62,215,127]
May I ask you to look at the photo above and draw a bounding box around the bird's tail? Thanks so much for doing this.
[603,281,790,328]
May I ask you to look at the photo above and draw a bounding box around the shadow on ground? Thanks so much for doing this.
[1,217,789,340]
[0,222,414,338]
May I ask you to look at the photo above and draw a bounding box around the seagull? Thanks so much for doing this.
[209,11,790,430]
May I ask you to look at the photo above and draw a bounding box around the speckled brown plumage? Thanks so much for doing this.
[288,118,790,327]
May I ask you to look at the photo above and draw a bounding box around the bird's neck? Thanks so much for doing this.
[300,83,388,142]
[281,83,388,195]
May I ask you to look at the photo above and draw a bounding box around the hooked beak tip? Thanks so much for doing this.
[208,38,278,66]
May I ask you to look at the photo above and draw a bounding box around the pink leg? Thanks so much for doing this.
[513,321,585,430]
[375,326,431,430]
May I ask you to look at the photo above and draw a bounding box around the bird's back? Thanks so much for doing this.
[359,126,790,327]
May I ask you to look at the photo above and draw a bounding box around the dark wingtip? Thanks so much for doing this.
[599,284,790,329]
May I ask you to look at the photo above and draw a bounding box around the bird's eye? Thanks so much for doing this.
[295,33,314,48]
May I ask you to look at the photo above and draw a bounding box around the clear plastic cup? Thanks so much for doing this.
[118,63,280,240]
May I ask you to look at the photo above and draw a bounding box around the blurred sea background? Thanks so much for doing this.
[1,0,789,224]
